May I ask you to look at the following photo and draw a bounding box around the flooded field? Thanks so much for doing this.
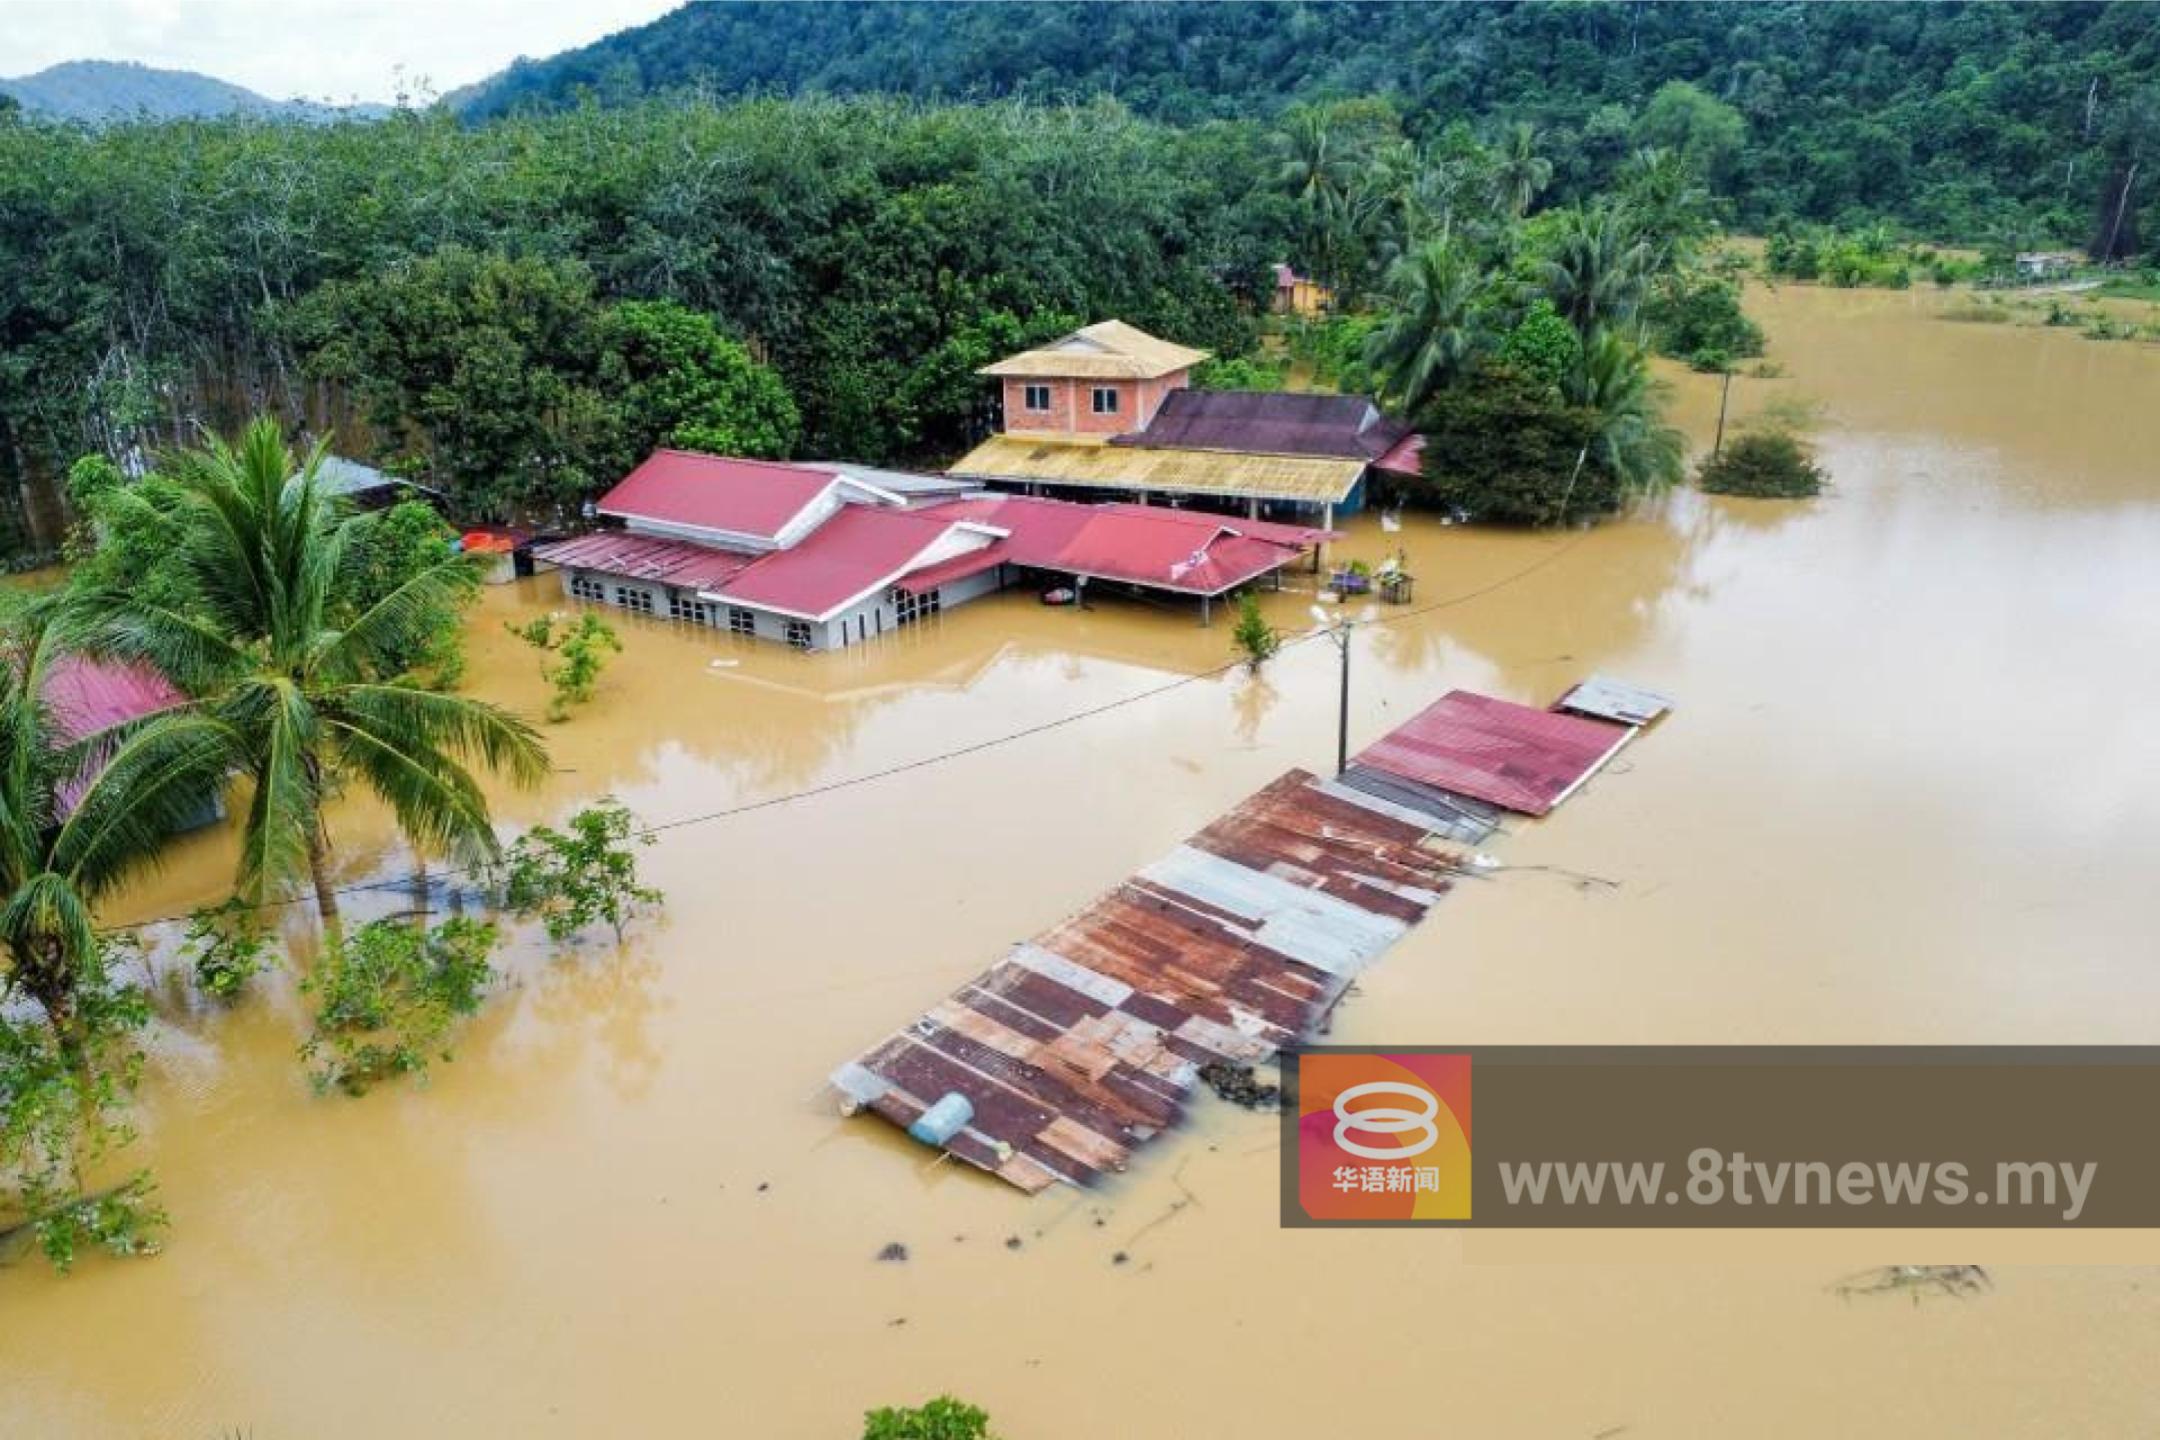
[7,283,2160,1436]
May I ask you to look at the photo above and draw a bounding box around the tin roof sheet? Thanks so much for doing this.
[1111,389,1407,461]
[949,434,1364,505]
[1354,690,1633,816]
[530,531,758,590]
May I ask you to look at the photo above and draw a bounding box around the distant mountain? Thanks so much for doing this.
[0,60,386,124]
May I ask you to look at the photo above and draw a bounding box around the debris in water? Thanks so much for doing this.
[1833,1264,1992,1302]
[1111,1251,1130,1266]
[756,1181,770,1193]
[1004,1235,1023,1251]
[1198,1060,1281,1110]
[707,658,739,669]
[876,1242,909,1263]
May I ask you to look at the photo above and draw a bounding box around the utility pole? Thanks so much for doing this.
[1713,367,1735,456]
[1311,605,1361,775]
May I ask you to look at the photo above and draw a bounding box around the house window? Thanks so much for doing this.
[890,585,942,626]
[727,607,757,637]
[1023,383,1052,413]
[784,619,814,650]
[569,574,606,603]
[1091,386,1120,416]
[668,592,712,625]
[614,586,655,615]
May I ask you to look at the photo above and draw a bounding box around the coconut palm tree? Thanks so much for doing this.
[1272,108,1355,206]
[83,419,548,940]
[1539,203,1655,337]
[1,600,228,1052]
[1491,121,1554,219]
[1364,239,1495,413]
[1563,329,1686,500]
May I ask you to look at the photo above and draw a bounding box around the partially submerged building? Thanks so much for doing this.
[533,449,1333,650]
[950,320,1421,525]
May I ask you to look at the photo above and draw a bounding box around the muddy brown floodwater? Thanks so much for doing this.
[7,284,2160,1437]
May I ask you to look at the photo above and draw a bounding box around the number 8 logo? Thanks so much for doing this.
[1331,1080,1441,1159]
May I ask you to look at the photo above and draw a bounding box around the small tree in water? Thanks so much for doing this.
[0,936,167,1272]
[1231,591,1280,670]
[502,799,661,943]
[509,612,624,721]
[300,916,499,1096]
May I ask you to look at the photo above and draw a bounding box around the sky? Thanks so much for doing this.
[1,0,684,103]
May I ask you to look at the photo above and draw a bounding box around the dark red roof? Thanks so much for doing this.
[714,506,994,619]
[531,531,758,589]
[910,495,1321,596]
[1112,390,1409,461]
[1354,690,1632,816]
[45,656,184,742]
[596,450,839,542]
[1373,431,1424,477]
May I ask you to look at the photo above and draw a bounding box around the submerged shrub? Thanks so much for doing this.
[301,917,499,1096]
[863,1396,996,1440]
[0,940,165,1272]
[1697,431,1827,498]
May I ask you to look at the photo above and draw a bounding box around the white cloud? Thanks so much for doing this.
[2,0,683,104]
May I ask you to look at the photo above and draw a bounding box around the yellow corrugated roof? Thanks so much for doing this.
[948,434,1363,505]
[979,320,1211,380]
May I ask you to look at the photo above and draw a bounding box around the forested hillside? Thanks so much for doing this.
[460,1,2160,237]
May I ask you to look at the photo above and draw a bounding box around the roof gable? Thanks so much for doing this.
[980,319,1210,380]
[596,450,842,544]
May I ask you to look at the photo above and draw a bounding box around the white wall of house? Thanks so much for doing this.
[557,563,1008,651]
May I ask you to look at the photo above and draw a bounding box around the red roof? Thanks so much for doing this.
[45,656,184,742]
[1373,431,1424,477]
[1354,690,1631,816]
[904,494,1324,596]
[596,450,840,542]
[713,506,998,619]
[531,532,756,589]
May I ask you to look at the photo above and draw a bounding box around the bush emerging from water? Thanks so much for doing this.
[1697,431,1827,499]
[301,916,500,1096]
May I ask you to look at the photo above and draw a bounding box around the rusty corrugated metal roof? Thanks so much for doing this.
[1354,690,1632,817]
[531,531,759,589]
[833,770,1461,1192]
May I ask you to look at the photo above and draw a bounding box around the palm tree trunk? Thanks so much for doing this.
[308,823,342,943]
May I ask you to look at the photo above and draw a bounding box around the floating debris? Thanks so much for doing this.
[1833,1264,1992,1302]
[876,1242,909,1263]
[1198,1060,1280,1110]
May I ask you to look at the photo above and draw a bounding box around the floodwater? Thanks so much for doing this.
[8,284,2160,1436]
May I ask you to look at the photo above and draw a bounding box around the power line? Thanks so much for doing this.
[102,528,1589,936]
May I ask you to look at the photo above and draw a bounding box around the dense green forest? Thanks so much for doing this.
[4,2,2158,559]
[463,1,2160,240]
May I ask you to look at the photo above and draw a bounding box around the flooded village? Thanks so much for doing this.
[7,5,2160,1437]
[3,280,2157,1436]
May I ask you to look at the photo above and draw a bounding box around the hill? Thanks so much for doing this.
[451,1,2160,236]
[0,60,383,124]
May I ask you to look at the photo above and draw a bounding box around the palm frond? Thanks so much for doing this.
[323,715,500,866]
[233,679,320,905]
[50,712,239,900]
[331,683,550,787]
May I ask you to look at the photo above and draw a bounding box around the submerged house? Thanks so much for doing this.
[533,449,1333,651]
[1270,262,1334,316]
[949,320,1422,526]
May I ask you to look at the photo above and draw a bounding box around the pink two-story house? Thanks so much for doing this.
[979,319,1209,438]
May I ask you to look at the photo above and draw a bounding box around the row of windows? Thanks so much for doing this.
[1021,383,1119,416]
[890,585,942,627]
[568,574,607,602]
[668,594,713,625]
[614,586,656,615]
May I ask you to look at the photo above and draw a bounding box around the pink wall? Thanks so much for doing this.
[1000,368,1190,437]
